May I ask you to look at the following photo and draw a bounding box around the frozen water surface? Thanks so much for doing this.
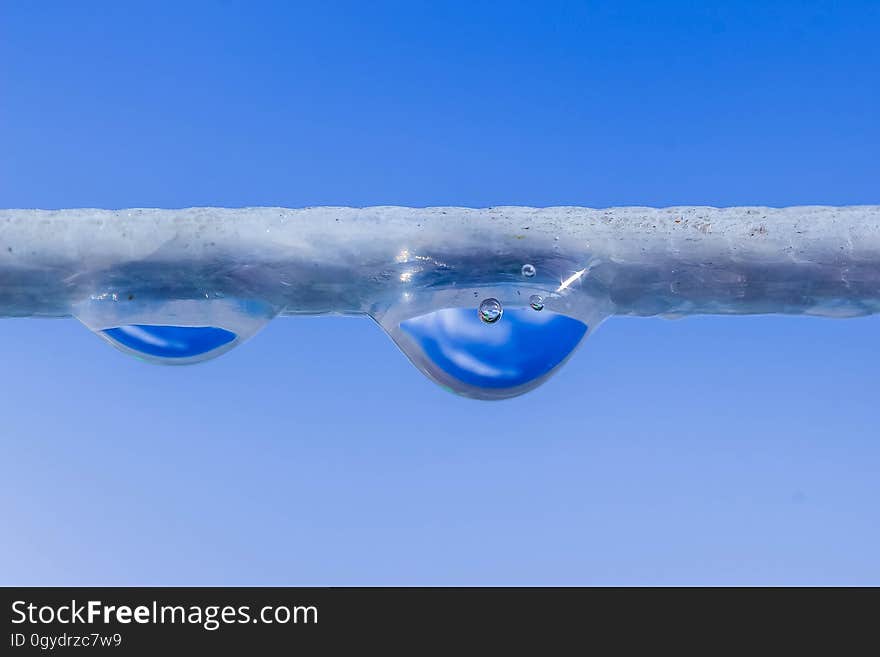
[1,206,878,398]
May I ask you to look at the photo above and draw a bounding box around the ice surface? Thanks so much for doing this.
[2,206,878,318]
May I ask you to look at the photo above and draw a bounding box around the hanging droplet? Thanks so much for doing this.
[392,307,589,399]
[75,296,276,365]
[521,263,536,278]
[101,325,236,361]
[529,294,544,311]
[478,298,503,323]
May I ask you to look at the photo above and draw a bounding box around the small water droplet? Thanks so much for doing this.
[529,295,544,311]
[521,263,536,278]
[75,296,276,364]
[478,298,503,324]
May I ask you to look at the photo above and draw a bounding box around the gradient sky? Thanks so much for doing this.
[1,1,878,585]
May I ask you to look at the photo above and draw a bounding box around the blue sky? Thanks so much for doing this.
[1,1,878,584]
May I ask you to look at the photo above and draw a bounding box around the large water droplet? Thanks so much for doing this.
[393,306,588,399]
[102,325,237,361]
[521,263,536,278]
[529,294,544,311]
[478,298,503,324]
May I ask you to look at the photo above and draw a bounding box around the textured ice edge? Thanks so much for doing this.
[1,206,879,319]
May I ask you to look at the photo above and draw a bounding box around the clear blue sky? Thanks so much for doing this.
[1,1,878,584]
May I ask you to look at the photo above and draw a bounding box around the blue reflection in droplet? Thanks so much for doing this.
[102,325,236,360]
[399,307,587,396]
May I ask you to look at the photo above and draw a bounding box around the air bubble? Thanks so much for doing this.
[478,298,503,323]
[529,295,544,311]
[521,263,536,278]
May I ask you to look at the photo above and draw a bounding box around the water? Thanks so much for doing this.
[76,287,597,397]
[101,325,237,362]
[396,306,588,399]
[74,296,276,365]
[3,206,877,400]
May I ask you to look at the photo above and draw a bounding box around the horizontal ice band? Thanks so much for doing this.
[1,206,878,319]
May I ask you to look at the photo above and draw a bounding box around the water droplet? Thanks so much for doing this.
[478,298,503,323]
[521,263,536,278]
[394,307,588,399]
[102,325,236,361]
[529,295,544,311]
[75,296,276,364]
